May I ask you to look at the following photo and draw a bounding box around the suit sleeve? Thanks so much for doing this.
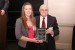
[15,18,23,40]
[53,17,59,37]
[3,0,9,10]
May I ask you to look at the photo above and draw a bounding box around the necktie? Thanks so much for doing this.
[42,18,45,28]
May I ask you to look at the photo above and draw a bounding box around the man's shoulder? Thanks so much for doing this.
[48,15,55,17]
[48,15,56,19]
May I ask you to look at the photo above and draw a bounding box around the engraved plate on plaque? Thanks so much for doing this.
[36,28,47,41]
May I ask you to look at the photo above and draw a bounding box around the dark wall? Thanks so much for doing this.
[72,26,75,50]
[7,0,44,41]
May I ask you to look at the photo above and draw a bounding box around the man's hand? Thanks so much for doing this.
[1,10,5,15]
[46,27,54,35]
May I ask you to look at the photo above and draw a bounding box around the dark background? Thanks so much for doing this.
[6,0,75,50]
[7,0,44,41]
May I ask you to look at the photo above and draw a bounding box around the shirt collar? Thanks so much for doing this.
[40,15,47,19]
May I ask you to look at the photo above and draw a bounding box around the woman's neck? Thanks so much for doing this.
[26,16,31,20]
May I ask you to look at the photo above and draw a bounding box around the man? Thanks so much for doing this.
[0,0,9,15]
[0,0,9,50]
[35,4,59,50]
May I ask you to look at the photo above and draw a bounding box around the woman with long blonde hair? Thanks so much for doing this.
[15,2,43,50]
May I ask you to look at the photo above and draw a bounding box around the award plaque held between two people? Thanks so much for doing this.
[36,28,47,42]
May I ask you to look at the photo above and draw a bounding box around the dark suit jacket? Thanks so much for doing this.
[35,15,59,50]
[0,0,9,10]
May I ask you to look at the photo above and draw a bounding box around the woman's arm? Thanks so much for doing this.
[15,18,42,43]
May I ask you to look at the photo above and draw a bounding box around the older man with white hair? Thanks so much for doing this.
[35,4,59,50]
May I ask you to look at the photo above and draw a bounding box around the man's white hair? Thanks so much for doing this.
[39,4,48,10]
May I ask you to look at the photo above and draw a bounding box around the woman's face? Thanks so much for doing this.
[24,5,32,17]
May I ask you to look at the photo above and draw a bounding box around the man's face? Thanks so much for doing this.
[39,5,48,17]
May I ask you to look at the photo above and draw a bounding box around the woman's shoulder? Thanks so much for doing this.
[16,18,22,21]
[16,18,22,23]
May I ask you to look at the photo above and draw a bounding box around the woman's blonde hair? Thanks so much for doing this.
[20,2,35,28]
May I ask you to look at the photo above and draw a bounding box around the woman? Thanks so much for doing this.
[15,2,43,50]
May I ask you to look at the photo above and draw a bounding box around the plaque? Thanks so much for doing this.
[36,28,47,41]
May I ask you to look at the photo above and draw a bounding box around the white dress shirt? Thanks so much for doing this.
[40,16,47,28]
[39,16,54,37]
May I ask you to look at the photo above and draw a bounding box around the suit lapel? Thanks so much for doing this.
[47,15,52,28]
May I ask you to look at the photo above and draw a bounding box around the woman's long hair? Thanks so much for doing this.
[20,2,35,28]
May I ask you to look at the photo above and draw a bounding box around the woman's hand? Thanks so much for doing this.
[36,40,43,43]
[32,38,43,43]
[19,36,43,43]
